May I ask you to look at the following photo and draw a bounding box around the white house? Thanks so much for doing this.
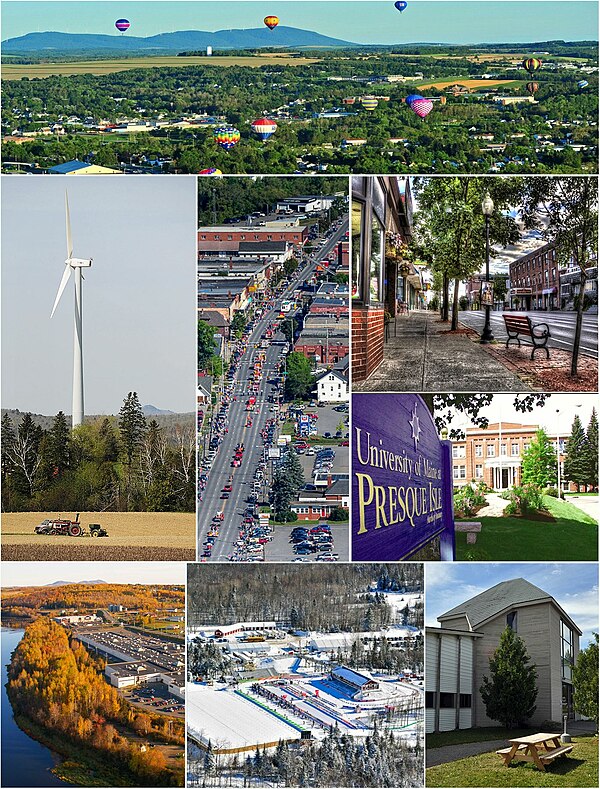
[315,357,349,403]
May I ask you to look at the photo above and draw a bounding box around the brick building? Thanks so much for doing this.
[508,242,560,310]
[452,421,574,492]
[198,223,308,250]
[352,177,413,383]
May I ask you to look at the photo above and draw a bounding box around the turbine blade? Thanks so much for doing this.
[65,191,73,259]
[51,264,73,318]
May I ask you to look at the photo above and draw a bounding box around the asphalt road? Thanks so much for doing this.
[198,216,349,562]
[458,310,598,357]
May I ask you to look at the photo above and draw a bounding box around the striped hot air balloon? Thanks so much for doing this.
[264,16,279,30]
[115,19,130,33]
[251,118,277,142]
[410,98,434,119]
[522,57,542,74]
[213,126,240,151]
[362,97,378,111]
[526,81,539,95]
[198,168,223,175]
[578,80,589,89]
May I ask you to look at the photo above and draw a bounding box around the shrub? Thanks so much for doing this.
[454,482,487,517]
[504,484,547,516]
[459,296,469,311]
[329,506,349,522]
[544,486,560,498]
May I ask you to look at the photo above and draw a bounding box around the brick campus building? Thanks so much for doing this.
[451,422,576,492]
[352,177,414,382]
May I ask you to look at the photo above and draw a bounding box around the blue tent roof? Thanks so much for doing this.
[48,160,90,174]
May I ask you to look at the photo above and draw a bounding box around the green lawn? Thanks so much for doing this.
[427,732,598,788]
[456,495,598,561]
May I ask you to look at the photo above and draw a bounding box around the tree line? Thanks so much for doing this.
[8,618,184,786]
[1,392,194,512]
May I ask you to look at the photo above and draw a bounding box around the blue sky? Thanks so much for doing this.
[426,563,599,648]
[0,561,186,585]
[2,1,598,45]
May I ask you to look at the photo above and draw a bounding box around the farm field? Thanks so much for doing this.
[1,511,195,561]
[1,54,322,79]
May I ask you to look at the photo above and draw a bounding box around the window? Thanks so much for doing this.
[561,620,574,681]
[507,611,518,631]
[501,443,507,456]
[439,693,455,708]
[351,201,363,301]
[511,443,519,456]
[524,443,530,452]
[425,691,435,709]
[369,213,385,303]
[453,445,465,458]
[459,694,472,708]
[475,464,483,479]
[487,445,495,457]
[475,445,483,458]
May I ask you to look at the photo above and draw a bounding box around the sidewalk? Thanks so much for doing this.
[354,312,530,392]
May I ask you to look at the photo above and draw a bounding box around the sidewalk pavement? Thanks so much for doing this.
[354,312,530,392]
[476,493,509,518]
[564,494,599,521]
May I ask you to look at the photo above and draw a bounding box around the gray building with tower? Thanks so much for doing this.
[426,579,581,732]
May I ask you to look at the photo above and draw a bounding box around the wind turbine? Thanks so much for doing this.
[50,192,93,428]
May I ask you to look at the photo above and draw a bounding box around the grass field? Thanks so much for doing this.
[1,54,321,79]
[1,511,195,561]
[427,732,598,787]
[456,495,598,561]
[417,78,519,90]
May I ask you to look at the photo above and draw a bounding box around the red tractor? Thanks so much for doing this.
[34,514,108,537]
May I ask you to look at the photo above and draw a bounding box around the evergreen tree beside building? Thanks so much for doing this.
[564,415,588,491]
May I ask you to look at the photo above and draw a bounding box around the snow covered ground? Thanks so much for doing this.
[187,682,301,751]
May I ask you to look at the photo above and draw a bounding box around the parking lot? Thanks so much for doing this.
[264,521,349,562]
[298,445,349,481]
[121,681,185,718]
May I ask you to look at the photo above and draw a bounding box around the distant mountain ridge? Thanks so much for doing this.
[46,580,108,586]
[2,408,194,432]
[2,26,354,53]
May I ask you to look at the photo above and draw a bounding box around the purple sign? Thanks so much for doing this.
[352,394,455,561]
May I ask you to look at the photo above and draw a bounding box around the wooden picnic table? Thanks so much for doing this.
[496,732,573,771]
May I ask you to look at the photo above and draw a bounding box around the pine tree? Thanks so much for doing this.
[563,415,588,491]
[584,409,598,491]
[97,417,119,463]
[521,428,557,488]
[283,449,305,489]
[118,392,147,465]
[480,626,538,728]
[45,411,72,479]
[1,413,16,479]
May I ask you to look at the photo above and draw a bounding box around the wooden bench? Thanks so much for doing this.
[538,745,573,763]
[455,521,482,544]
[503,314,551,360]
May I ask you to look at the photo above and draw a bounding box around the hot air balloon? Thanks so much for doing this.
[264,16,279,30]
[362,97,378,111]
[526,81,539,95]
[198,168,223,175]
[213,126,240,151]
[115,19,130,33]
[405,94,423,107]
[522,57,542,75]
[343,97,356,105]
[395,1,408,12]
[251,118,277,142]
[578,79,589,89]
[410,98,433,119]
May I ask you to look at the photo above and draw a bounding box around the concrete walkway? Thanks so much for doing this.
[427,739,509,767]
[564,494,599,521]
[354,312,530,392]
[476,493,509,518]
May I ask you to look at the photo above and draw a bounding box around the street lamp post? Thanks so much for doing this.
[556,409,562,498]
[480,193,495,344]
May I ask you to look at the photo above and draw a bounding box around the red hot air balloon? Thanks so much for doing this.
[199,168,223,175]
[264,16,279,30]
[410,97,433,119]
[251,118,277,142]
[115,19,130,33]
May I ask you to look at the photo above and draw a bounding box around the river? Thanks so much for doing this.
[1,628,67,787]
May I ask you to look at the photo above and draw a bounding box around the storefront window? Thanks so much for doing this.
[369,212,384,302]
[351,201,363,300]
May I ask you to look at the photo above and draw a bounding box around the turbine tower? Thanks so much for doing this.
[50,192,92,428]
